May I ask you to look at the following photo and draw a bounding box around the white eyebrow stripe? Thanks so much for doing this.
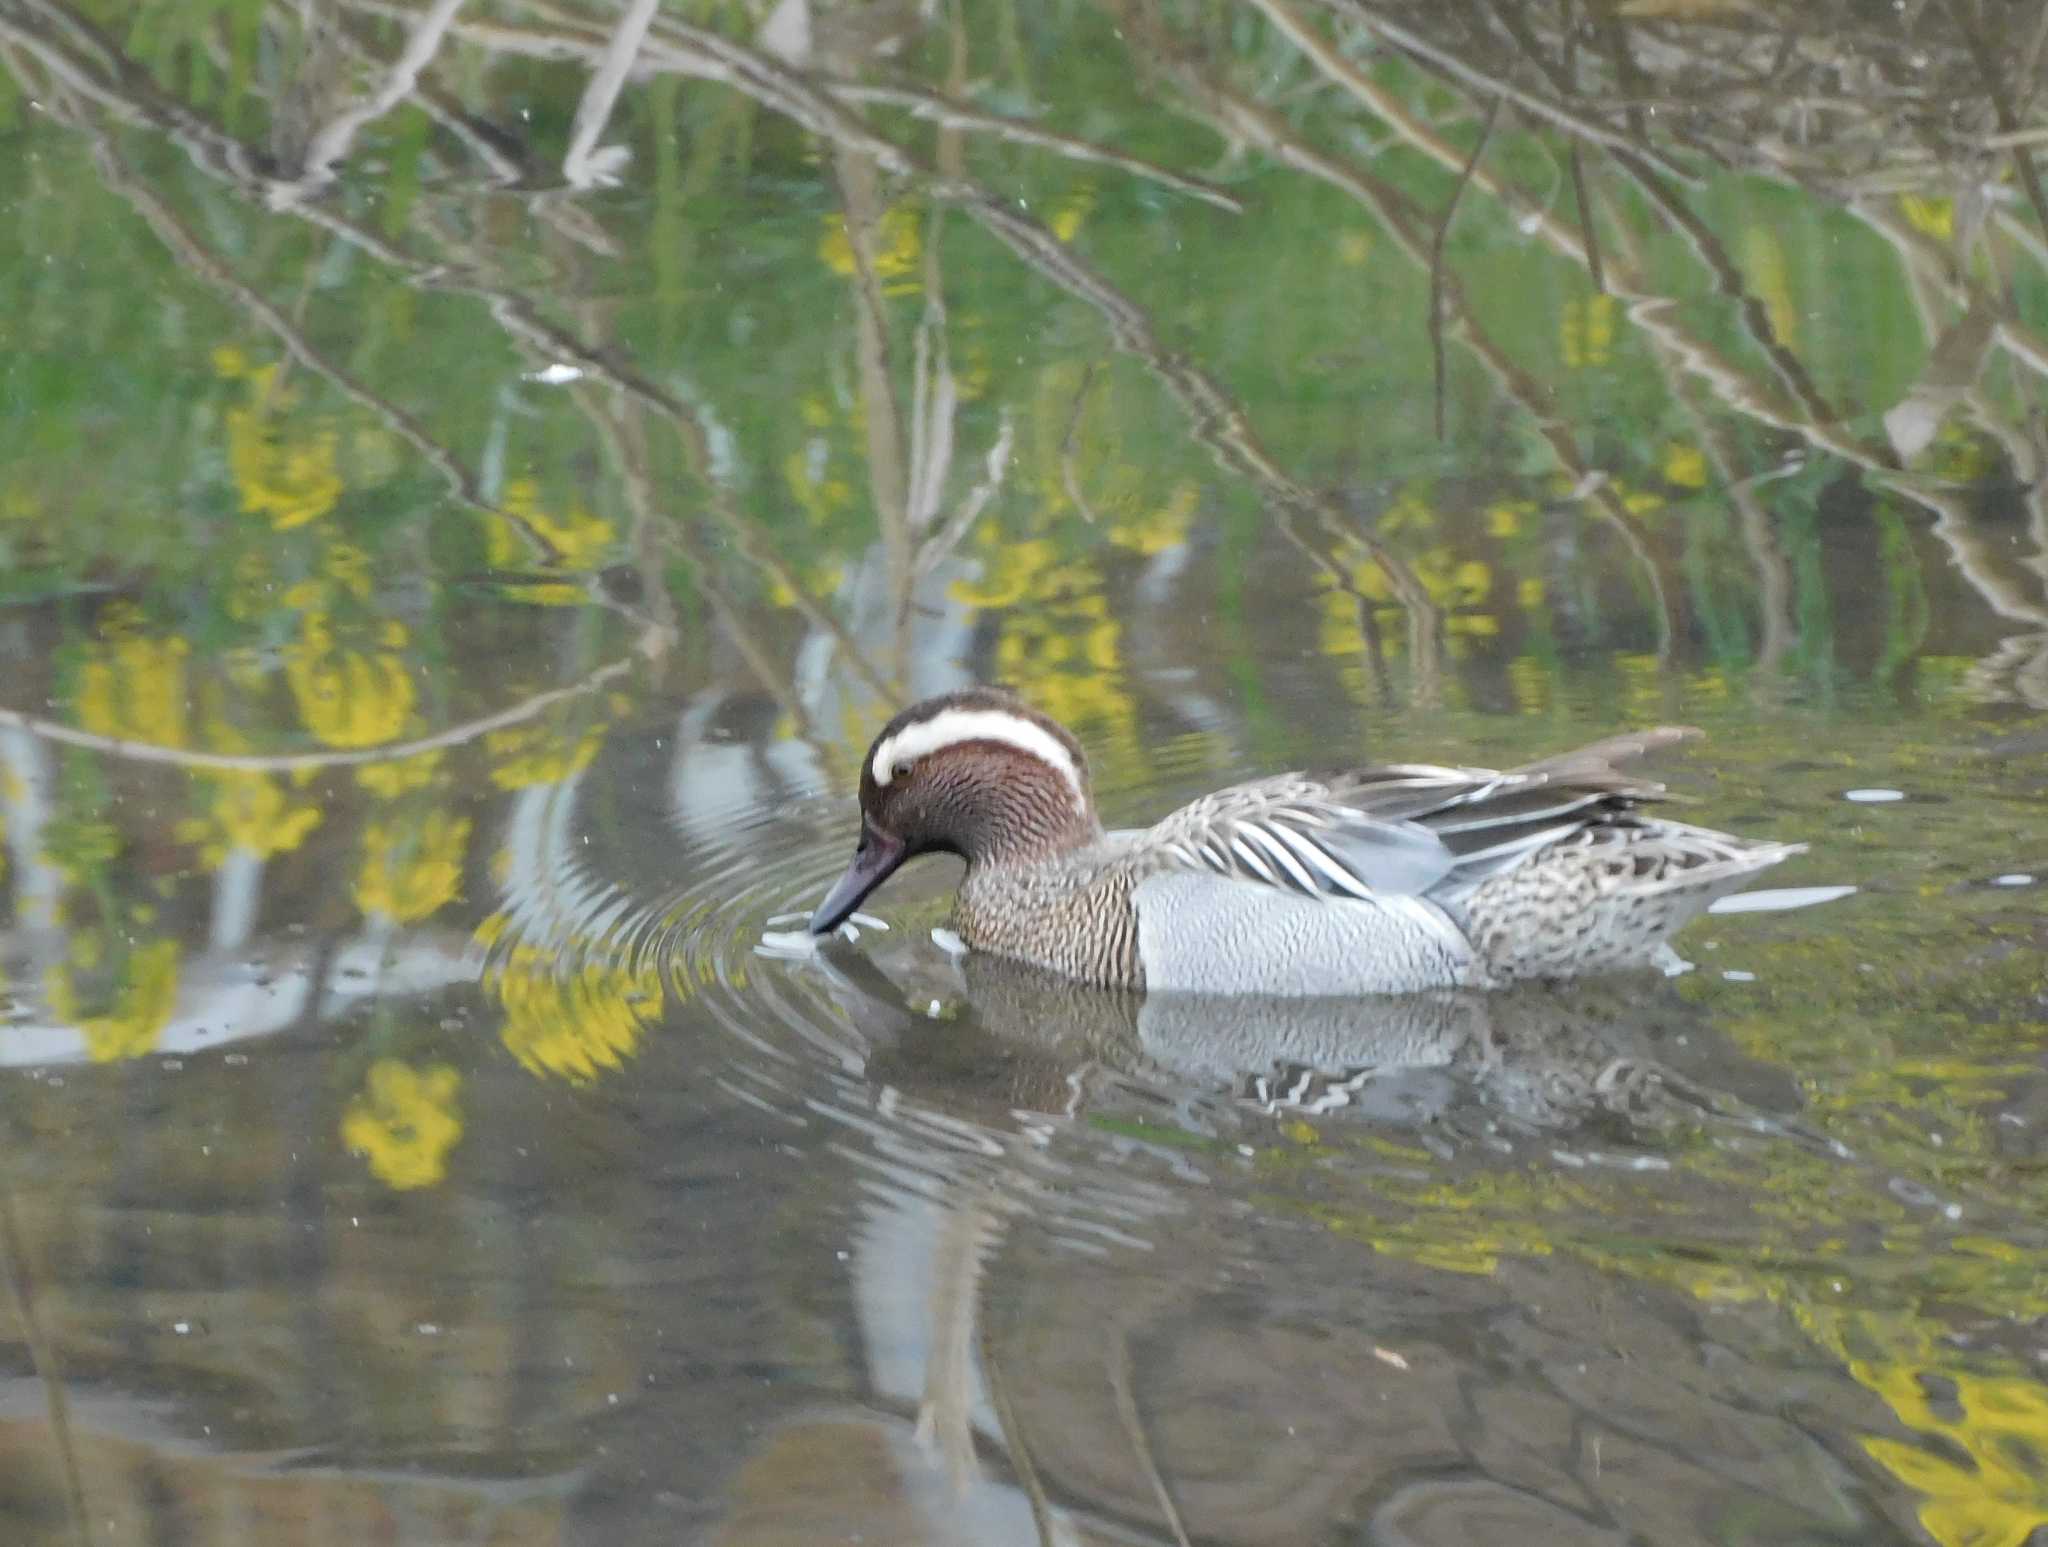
[872,708,1085,806]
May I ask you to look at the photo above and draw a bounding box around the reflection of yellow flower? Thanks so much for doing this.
[74,604,189,749]
[45,939,180,1063]
[356,751,444,799]
[224,548,275,623]
[1302,1178,1558,1278]
[1049,186,1096,244]
[1026,362,1147,521]
[482,479,617,605]
[1508,655,1552,715]
[1662,442,1708,489]
[486,719,607,790]
[942,491,1144,774]
[354,811,470,923]
[951,538,1061,609]
[342,1060,463,1191]
[819,206,922,292]
[1108,482,1198,557]
[1740,224,1798,346]
[286,610,414,748]
[222,361,344,531]
[996,593,1121,679]
[1899,194,1954,241]
[174,773,323,865]
[321,541,375,600]
[1805,1305,2048,1547]
[783,446,855,530]
[1412,549,1493,611]
[45,812,120,884]
[487,946,661,1081]
[1560,293,1615,368]
[1486,500,1534,538]
[1378,489,1436,536]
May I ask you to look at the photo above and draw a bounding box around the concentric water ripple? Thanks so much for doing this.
[470,759,1183,1236]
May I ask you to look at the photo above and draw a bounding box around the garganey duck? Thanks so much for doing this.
[810,688,1801,995]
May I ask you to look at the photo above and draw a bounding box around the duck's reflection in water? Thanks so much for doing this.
[727,941,1901,1547]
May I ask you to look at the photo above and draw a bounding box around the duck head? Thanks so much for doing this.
[809,688,1100,934]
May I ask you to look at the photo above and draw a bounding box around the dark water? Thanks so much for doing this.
[2,1,2047,1542]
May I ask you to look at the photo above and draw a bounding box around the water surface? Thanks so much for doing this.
[2,1,2047,1542]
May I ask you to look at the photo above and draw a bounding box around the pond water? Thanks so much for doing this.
[3,1,2048,1543]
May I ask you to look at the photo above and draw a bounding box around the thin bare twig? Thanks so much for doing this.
[1430,96,1503,440]
[1058,362,1105,525]
[1106,1322,1194,1547]
[1940,0,2048,238]
[0,656,643,774]
[824,78,1243,212]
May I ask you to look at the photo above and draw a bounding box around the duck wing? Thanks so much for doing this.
[1142,729,1696,903]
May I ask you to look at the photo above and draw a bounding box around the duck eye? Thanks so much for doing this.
[892,761,913,781]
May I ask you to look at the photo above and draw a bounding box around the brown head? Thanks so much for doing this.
[809,688,1100,934]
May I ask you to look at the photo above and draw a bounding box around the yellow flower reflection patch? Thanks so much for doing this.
[342,1059,463,1191]
[223,363,344,531]
[354,812,471,924]
[74,605,190,750]
[489,952,662,1082]
[285,610,416,749]
[44,938,181,1063]
[175,772,323,867]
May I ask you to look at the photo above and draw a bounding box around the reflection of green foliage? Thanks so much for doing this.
[43,809,121,882]
[4,7,2048,1535]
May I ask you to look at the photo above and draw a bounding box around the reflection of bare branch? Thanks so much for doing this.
[567,385,679,648]
[665,517,826,734]
[964,176,1449,697]
[832,149,914,639]
[823,79,1244,212]
[907,298,963,535]
[1244,0,1592,260]
[0,655,641,775]
[0,1187,89,1547]
[1274,512,1396,706]
[1940,0,2048,238]
[1608,206,1797,674]
[1124,46,1664,660]
[1429,95,1502,440]
[1473,1,1846,429]
[32,90,577,571]
[347,0,1245,216]
[2,0,268,183]
[270,0,467,201]
[914,1193,999,1495]
[979,1293,1060,1546]
[570,368,840,750]
[317,0,1443,693]
[1058,363,1104,526]
[1248,0,1907,481]
[1853,201,2048,386]
[1326,0,1697,179]
[1608,157,1844,431]
[404,238,900,700]
[317,10,528,187]
[1965,632,2048,711]
[916,415,1017,581]
[562,0,658,189]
